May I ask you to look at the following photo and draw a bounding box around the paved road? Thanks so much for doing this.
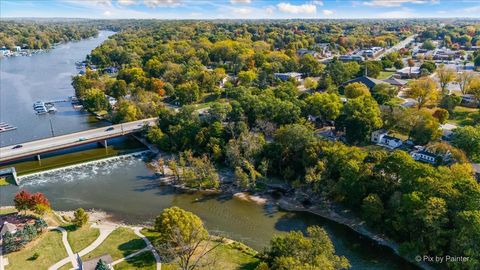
[374,34,416,60]
[0,118,157,162]
[133,227,162,270]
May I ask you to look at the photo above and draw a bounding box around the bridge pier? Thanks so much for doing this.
[97,140,108,149]
[0,167,19,186]
[36,154,41,161]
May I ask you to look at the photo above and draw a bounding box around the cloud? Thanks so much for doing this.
[230,0,251,4]
[363,0,433,7]
[232,7,251,15]
[117,0,136,5]
[322,9,334,15]
[265,6,275,14]
[103,10,112,16]
[277,2,316,14]
[143,0,182,7]
[464,5,480,13]
[310,0,323,6]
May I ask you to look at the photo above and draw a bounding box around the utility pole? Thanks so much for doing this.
[49,119,55,137]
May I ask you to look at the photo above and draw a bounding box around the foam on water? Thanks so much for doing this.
[19,150,151,186]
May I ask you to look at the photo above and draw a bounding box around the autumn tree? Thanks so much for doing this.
[407,77,438,109]
[344,82,370,99]
[436,65,456,95]
[73,208,89,228]
[154,207,220,270]
[456,71,475,95]
[14,190,33,214]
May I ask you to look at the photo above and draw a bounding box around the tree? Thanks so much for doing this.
[419,61,436,74]
[83,88,109,112]
[452,126,480,162]
[407,77,438,109]
[439,94,461,113]
[95,259,110,270]
[372,83,397,105]
[73,208,89,227]
[299,54,324,77]
[475,55,480,70]
[263,226,350,270]
[344,82,370,99]
[154,207,220,270]
[303,77,318,90]
[362,194,384,226]
[113,100,139,123]
[407,58,415,76]
[456,71,475,95]
[436,65,456,95]
[238,70,257,86]
[14,190,32,214]
[109,79,128,98]
[421,39,435,50]
[176,81,201,105]
[409,110,441,145]
[336,96,382,144]
[432,108,449,124]
[362,61,382,78]
[305,92,343,124]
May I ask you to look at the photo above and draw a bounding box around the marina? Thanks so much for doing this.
[0,122,17,133]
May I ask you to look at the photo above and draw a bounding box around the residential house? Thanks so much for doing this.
[339,55,365,62]
[103,67,118,74]
[371,129,403,149]
[274,72,302,82]
[410,149,438,164]
[297,49,320,58]
[382,77,408,89]
[395,66,421,79]
[79,254,114,270]
[362,47,384,58]
[341,76,386,90]
[461,94,479,108]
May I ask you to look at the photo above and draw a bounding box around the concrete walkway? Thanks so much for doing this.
[48,227,78,270]
[0,242,7,270]
[111,247,150,266]
[48,223,116,270]
[133,227,162,270]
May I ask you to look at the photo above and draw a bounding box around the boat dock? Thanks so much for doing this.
[0,122,17,133]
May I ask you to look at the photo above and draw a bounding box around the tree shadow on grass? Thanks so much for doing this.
[118,238,147,257]
[239,260,261,270]
[123,251,156,268]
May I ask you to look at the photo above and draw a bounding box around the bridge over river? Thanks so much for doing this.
[0,118,157,164]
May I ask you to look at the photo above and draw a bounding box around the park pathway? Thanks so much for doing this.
[48,227,78,270]
[48,223,116,270]
[133,227,162,270]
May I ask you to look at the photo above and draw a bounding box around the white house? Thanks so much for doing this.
[410,150,438,164]
[371,129,403,149]
[105,95,117,107]
[274,72,302,82]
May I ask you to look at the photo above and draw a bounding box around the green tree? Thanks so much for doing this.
[344,82,370,99]
[263,226,350,270]
[361,194,384,226]
[305,92,343,124]
[95,259,110,270]
[419,61,436,74]
[109,79,128,98]
[176,81,201,105]
[154,207,220,270]
[409,110,441,145]
[421,39,435,50]
[238,70,257,86]
[452,126,480,162]
[336,96,383,144]
[299,54,324,77]
[113,100,139,123]
[372,83,397,105]
[436,65,456,95]
[83,88,109,112]
[303,77,318,90]
[432,108,449,124]
[73,208,89,228]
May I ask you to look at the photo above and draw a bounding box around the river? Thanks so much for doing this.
[0,31,417,270]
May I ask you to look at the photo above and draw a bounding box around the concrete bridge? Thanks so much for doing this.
[0,118,157,164]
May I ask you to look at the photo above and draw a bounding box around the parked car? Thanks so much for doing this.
[12,144,23,149]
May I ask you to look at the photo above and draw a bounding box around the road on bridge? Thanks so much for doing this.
[0,118,157,163]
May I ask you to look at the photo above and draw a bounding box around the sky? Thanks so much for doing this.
[1,0,480,20]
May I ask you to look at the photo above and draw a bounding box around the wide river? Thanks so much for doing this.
[0,31,417,270]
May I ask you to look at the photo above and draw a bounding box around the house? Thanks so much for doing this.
[313,43,332,57]
[461,94,479,108]
[362,47,384,58]
[274,72,302,82]
[382,77,408,89]
[371,129,403,149]
[105,95,117,107]
[297,49,320,58]
[341,76,386,90]
[339,55,365,62]
[395,66,421,79]
[410,149,438,164]
[440,123,457,140]
[0,222,17,238]
[79,254,114,270]
[103,67,118,74]
[472,163,480,182]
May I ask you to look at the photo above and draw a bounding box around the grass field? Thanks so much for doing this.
[448,106,479,126]
[64,224,100,253]
[0,207,17,215]
[114,250,157,270]
[141,228,260,270]
[82,227,146,261]
[5,231,67,270]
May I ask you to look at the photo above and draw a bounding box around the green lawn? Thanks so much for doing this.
[141,228,259,270]
[114,250,157,270]
[0,207,17,215]
[82,227,146,261]
[64,224,100,253]
[5,231,67,270]
[378,71,395,79]
[448,106,479,126]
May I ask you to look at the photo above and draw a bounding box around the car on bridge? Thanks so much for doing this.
[105,127,115,131]
[12,144,23,149]
[78,137,87,142]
